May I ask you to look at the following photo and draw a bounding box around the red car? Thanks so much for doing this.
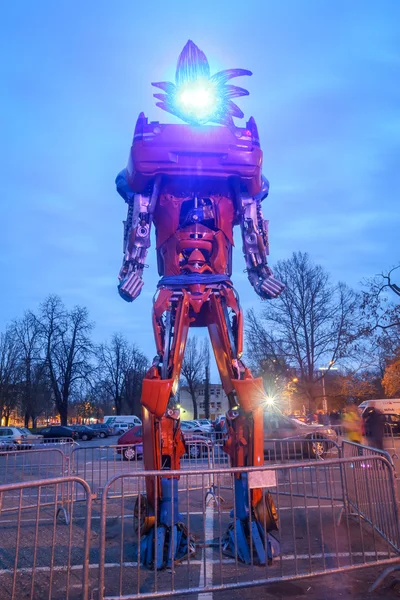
[117,426,143,460]
[117,425,210,460]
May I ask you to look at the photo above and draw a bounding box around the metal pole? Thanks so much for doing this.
[322,375,327,413]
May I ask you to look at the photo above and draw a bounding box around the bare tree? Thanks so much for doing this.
[98,333,147,416]
[12,312,45,427]
[36,295,93,425]
[361,265,400,342]
[181,336,207,420]
[0,327,21,425]
[124,348,148,416]
[247,252,360,411]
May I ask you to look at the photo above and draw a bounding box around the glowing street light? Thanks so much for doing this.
[265,396,276,407]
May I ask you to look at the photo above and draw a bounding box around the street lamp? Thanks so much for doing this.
[286,378,298,414]
[318,362,337,413]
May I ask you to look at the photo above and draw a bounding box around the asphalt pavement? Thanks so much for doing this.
[0,434,400,599]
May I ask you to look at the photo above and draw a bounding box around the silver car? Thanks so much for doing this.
[264,413,338,459]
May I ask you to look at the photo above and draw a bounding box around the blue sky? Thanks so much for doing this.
[1,0,399,372]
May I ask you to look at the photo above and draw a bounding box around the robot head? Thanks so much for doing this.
[152,40,252,127]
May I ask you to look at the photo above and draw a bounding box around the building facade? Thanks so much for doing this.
[178,383,230,421]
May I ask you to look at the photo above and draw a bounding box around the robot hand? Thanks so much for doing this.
[118,263,145,302]
[247,266,285,300]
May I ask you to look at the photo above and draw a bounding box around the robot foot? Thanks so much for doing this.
[222,517,280,565]
[137,522,196,569]
[134,485,196,570]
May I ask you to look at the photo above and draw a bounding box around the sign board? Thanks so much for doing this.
[248,470,277,489]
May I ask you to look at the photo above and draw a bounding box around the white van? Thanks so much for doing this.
[358,399,400,416]
[103,415,142,428]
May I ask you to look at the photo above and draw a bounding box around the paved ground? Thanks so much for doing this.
[0,435,399,599]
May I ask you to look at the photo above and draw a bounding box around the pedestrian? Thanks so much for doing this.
[364,408,384,450]
[342,405,363,444]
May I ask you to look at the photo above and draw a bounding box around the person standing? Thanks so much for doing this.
[364,408,384,450]
[342,405,363,444]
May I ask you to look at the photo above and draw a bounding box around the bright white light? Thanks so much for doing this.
[265,396,275,406]
[175,78,219,122]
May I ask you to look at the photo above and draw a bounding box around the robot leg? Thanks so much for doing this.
[135,290,195,568]
[207,288,279,564]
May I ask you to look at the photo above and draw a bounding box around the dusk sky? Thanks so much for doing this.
[1,1,399,372]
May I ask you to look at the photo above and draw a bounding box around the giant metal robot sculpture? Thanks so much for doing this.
[116,40,284,568]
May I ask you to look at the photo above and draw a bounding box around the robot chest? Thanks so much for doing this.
[154,194,235,247]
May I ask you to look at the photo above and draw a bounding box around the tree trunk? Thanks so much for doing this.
[59,401,68,426]
[192,397,198,420]
[189,384,198,420]
[24,411,30,428]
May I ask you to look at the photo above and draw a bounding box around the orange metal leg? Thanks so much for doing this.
[207,289,266,509]
[141,292,191,513]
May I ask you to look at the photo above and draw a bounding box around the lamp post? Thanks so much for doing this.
[287,377,298,414]
[321,374,327,414]
[318,363,337,413]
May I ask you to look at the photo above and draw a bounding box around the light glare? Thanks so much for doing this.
[175,78,220,122]
[264,396,276,406]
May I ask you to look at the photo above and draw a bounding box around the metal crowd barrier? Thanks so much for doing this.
[70,444,144,501]
[341,439,395,467]
[29,437,78,455]
[331,424,346,437]
[383,423,399,460]
[69,440,214,502]
[97,455,400,600]
[207,438,343,504]
[340,454,400,552]
[0,476,92,600]
[0,448,69,511]
[0,438,343,505]
[0,441,399,598]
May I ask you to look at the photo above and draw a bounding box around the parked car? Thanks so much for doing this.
[0,426,36,450]
[183,433,211,459]
[121,442,143,461]
[0,439,20,452]
[103,416,142,428]
[117,425,210,460]
[181,421,205,434]
[15,427,43,440]
[113,423,131,434]
[68,425,95,441]
[117,426,143,460]
[197,418,212,428]
[264,412,338,459]
[39,425,79,441]
[90,424,114,439]
[187,420,213,434]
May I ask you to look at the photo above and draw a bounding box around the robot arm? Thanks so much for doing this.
[240,178,284,299]
[116,170,160,302]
